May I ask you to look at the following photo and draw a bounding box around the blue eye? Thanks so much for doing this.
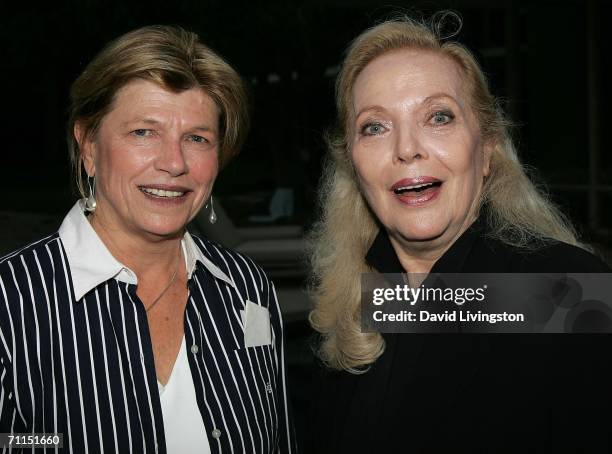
[431,111,454,125]
[132,129,151,137]
[189,135,208,144]
[361,122,387,136]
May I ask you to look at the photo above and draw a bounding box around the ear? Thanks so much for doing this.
[74,122,96,177]
[482,140,493,177]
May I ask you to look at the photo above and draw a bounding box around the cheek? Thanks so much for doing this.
[351,146,384,188]
[352,160,376,200]
[445,147,487,210]
[437,136,484,179]
[96,146,140,189]
[189,152,219,187]
[464,148,486,184]
[351,157,390,221]
[98,137,149,173]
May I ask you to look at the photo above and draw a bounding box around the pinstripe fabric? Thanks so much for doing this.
[0,203,296,453]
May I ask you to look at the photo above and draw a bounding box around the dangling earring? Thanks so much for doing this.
[208,196,217,224]
[84,176,97,212]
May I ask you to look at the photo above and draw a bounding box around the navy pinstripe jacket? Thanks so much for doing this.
[0,202,296,453]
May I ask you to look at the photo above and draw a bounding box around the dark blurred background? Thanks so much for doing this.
[1,0,611,448]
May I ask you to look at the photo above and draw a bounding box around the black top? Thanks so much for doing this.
[308,220,612,453]
[365,215,610,274]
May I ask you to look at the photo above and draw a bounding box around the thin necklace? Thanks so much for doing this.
[145,267,179,312]
[89,214,182,312]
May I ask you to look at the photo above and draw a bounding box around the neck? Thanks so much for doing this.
[388,213,477,274]
[88,211,183,279]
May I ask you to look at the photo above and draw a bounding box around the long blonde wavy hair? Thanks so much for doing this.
[308,15,586,373]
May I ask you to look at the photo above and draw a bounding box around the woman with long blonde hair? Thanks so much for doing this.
[307,14,610,453]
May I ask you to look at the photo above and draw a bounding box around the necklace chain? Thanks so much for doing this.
[89,214,182,313]
[145,267,179,312]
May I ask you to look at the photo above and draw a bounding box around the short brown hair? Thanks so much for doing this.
[68,25,249,198]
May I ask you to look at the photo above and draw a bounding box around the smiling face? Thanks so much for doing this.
[79,79,219,241]
[350,49,490,259]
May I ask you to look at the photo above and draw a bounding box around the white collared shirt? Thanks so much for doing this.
[158,337,210,454]
[59,199,235,301]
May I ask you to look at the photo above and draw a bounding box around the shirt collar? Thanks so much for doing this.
[181,230,235,288]
[365,230,405,274]
[59,200,234,301]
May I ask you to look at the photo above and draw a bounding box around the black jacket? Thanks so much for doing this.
[308,220,611,453]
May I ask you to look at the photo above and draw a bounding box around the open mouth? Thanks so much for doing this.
[393,181,442,195]
[390,178,443,205]
[139,187,187,198]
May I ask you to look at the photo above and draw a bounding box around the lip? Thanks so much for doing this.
[390,176,443,207]
[390,176,442,191]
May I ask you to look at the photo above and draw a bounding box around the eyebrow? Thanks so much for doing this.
[421,93,460,105]
[355,92,460,120]
[191,126,216,134]
[354,105,387,120]
[121,118,161,127]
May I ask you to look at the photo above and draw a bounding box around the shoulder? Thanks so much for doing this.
[0,232,63,280]
[0,234,62,352]
[533,241,610,272]
[473,234,611,273]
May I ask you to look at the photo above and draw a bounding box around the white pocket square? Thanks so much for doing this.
[240,300,272,348]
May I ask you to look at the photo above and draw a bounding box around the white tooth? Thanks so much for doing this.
[396,182,436,191]
[142,187,184,197]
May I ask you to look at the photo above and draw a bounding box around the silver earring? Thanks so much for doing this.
[84,177,97,212]
[208,196,217,224]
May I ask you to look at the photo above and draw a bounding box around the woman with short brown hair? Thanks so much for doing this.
[1,25,295,453]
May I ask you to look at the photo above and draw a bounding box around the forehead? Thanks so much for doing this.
[352,49,466,110]
[108,78,218,123]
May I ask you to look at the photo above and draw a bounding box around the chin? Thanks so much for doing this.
[137,218,187,238]
[400,230,444,243]
[396,221,447,243]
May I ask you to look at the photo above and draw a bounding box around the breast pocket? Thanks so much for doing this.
[240,300,272,348]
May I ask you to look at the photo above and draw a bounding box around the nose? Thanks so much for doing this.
[394,127,428,163]
[155,137,188,176]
